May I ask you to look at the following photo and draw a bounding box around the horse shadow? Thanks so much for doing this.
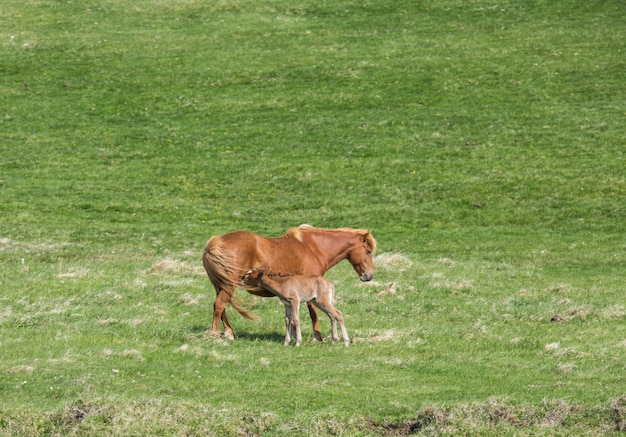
[187,325,285,344]
[236,331,286,343]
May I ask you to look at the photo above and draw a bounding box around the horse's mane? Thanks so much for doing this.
[285,224,310,242]
[286,224,377,253]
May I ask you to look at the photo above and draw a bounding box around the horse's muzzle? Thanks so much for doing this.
[360,272,373,282]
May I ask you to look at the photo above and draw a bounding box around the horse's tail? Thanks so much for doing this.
[203,236,259,321]
[227,296,259,321]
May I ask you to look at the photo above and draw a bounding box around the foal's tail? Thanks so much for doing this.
[203,236,259,321]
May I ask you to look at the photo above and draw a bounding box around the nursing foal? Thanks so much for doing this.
[241,270,350,347]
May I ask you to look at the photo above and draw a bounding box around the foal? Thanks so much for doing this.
[241,270,350,347]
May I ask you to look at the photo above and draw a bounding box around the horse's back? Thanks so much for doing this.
[206,231,263,258]
[204,231,260,274]
[212,230,257,246]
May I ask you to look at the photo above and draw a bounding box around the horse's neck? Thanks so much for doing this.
[307,231,354,270]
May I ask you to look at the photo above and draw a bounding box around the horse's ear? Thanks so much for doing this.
[359,231,370,244]
[361,230,376,252]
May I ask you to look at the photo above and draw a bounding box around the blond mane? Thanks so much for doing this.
[286,224,377,252]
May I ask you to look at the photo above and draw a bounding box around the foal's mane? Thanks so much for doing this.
[286,224,377,253]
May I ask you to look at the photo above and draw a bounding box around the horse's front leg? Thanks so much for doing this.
[306,302,323,342]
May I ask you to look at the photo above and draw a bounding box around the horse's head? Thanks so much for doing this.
[347,231,376,282]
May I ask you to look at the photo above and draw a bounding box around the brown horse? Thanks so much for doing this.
[203,225,376,340]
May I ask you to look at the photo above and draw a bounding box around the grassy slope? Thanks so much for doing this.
[1,0,625,435]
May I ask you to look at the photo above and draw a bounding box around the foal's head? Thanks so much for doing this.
[241,269,264,286]
[347,231,376,282]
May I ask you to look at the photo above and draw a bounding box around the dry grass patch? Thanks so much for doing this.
[352,329,405,344]
[57,269,90,279]
[131,278,148,289]
[174,344,205,358]
[544,342,560,352]
[603,304,626,319]
[178,293,206,306]
[0,238,69,254]
[150,258,204,277]
[47,355,75,366]
[609,396,626,432]
[567,306,592,320]
[557,363,576,373]
[2,397,621,436]
[38,398,282,436]
[370,330,397,343]
[377,282,399,296]
[369,398,613,435]
[0,306,13,323]
[438,257,456,267]
[430,274,473,291]
[7,365,36,374]
[359,279,416,296]
[547,304,626,324]
[97,318,118,326]
[102,349,145,361]
[173,347,241,365]
[374,252,413,272]
[126,318,146,328]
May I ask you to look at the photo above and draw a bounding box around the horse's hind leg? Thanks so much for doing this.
[306,302,323,342]
[221,311,235,340]
[213,289,235,340]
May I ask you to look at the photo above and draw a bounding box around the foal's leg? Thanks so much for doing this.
[283,302,292,346]
[333,309,350,347]
[314,298,350,347]
[306,302,324,342]
[287,297,303,347]
[312,300,336,343]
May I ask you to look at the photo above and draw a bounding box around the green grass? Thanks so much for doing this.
[1,0,626,435]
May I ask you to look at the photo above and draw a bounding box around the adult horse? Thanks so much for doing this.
[203,224,376,341]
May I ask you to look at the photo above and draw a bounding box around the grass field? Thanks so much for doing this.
[1,0,625,435]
